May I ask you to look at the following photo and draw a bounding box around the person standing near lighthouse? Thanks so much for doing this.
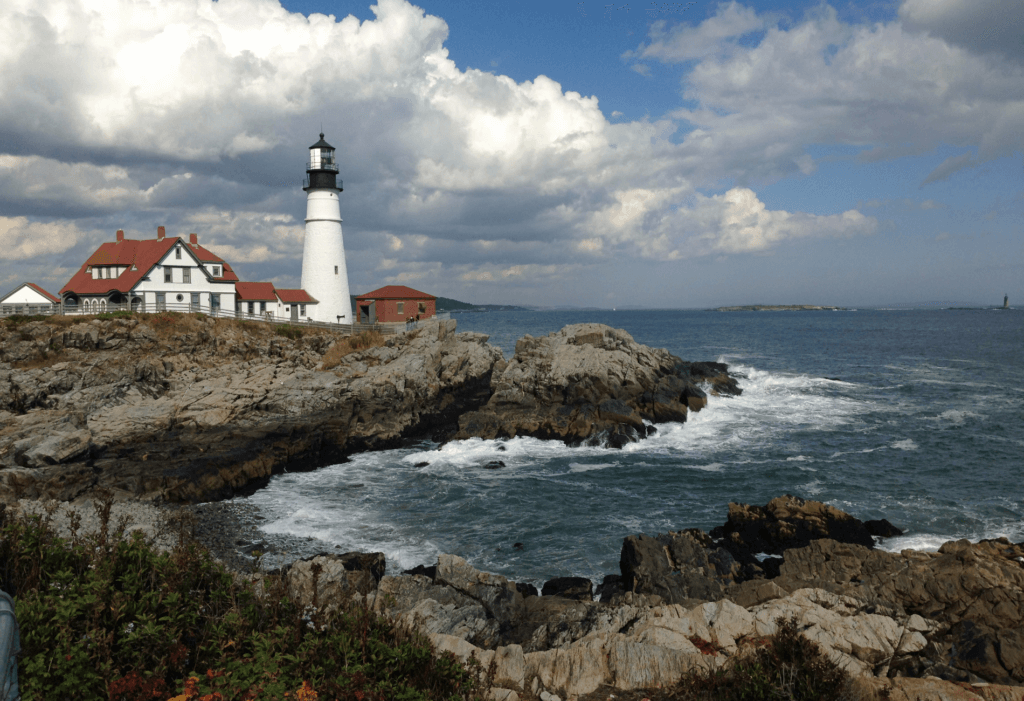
[301,133,352,324]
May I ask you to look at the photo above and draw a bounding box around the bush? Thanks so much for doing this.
[669,618,853,701]
[274,325,303,340]
[96,310,134,320]
[0,500,482,701]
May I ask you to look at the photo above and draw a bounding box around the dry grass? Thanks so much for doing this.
[321,330,387,369]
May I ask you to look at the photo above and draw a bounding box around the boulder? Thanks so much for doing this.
[540,576,593,601]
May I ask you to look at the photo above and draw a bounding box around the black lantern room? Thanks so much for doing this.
[303,133,342,191]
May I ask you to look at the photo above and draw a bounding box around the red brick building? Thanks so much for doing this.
[355,285,436,324]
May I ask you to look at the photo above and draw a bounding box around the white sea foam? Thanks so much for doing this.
[568,462,616,473]
[879,534,955,552]
[891,439,918,450]
[787,455,813,462]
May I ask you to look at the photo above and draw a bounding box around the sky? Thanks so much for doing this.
[0,0,1021,308]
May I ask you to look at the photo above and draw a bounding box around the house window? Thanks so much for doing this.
[334,266,338,274]
[156,293,165,311]
[247,302,254,314]
[259,301,266,314]
[300,304,306,316]
[175,247,182,260]
[183,268,191,284]
[175,294,184,303]
[211,294,220,311]
[396,302,404,314]
[164,268,172,283]
[190,293,200,310]
[213,265,221,277]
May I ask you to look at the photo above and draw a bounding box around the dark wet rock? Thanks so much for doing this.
[865,518,903,538]
[515,581,539,598]
[483,460,505,469]
[595,574,624,602]
[541,576,593,601]
[403,564,437,579]
[710,495,877,562]
[414,461,430,467]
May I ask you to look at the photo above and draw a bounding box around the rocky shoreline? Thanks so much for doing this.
[5,315,1024,699]
[185,495,1024,701]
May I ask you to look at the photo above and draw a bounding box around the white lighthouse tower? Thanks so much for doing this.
[301,133,352,324]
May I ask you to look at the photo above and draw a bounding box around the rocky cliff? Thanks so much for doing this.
[0,315,502,502]
[455,323,740,447]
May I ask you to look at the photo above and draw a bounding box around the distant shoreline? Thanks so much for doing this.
[713,304,847,312]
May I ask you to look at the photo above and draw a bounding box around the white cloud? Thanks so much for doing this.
[627,3,765,63]
[0,216,92,260]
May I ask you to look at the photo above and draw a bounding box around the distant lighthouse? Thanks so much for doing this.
[301,133,351,324]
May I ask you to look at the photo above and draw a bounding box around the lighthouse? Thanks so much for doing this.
[301,133,352,324]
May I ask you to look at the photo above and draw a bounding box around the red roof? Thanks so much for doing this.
[276,289,318,304]
[356,285,436,300]
[25,283,60,303]
[61,237,177,296]
[60,234,237,296]
[235,282,277,301]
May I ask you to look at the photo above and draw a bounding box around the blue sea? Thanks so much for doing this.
[237,309,1024,588]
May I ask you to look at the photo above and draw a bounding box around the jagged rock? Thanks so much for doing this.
[541,576,593,601]
[455,324,739,447]
[619,530,744,605]
[711,495,878,562]
[436,554,526,629]
[281,552,384,608]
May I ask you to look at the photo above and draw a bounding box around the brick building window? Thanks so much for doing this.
[397,302,404,314]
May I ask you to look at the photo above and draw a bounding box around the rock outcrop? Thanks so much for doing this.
[455,324,740,447]
[0,316,502,502]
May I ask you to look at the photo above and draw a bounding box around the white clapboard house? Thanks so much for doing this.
[0,282,61,315]
[58,227,318,321]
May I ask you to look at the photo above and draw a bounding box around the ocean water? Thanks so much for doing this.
[237,309,1024,588]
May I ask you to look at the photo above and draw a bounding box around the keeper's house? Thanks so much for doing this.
[355,285,436,324]
[58,227,319,322]
[0,282,60,315]
[60,227,239,314]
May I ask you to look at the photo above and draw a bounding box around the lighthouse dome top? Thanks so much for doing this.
[309,133,334,150]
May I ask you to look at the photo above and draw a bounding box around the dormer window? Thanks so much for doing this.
[213,265,221,277]
[175,247,182,260]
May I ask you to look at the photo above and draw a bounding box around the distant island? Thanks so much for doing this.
[435,296,531,312]
[714,304,848,312]
[348,295,530,313]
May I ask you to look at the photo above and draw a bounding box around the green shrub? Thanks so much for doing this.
[669,618,853,701]
[275,325,303,340]
[96,310,134,320]
[0,501,482,701]
[3,314,48,327]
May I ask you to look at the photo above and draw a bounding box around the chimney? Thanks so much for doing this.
[157,226,166,240]
[189,233,198,245]
[116,229,124,242]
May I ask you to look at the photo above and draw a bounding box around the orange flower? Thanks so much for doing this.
[296,680,318,701]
